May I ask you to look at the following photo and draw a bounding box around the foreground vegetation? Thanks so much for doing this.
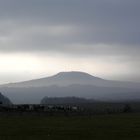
[0,113,140,140]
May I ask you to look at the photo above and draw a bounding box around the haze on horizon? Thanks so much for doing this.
[0,0,140,84]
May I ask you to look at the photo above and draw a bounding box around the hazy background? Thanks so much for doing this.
[0,0,140,84]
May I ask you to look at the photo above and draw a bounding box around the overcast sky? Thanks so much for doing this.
[0,0,140,84]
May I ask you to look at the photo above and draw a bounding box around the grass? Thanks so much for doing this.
[0,113,140,140]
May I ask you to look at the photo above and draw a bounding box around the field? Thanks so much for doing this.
[0,113,140,140]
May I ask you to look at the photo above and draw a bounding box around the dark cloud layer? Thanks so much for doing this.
[0,0,139,68]
[0,0,139,52]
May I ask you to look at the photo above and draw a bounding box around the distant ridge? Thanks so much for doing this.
[41,96,96,105]
[0,71,104,87]
[0,71,140,104]
[1,71,139,89]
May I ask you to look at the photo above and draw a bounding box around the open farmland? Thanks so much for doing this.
[0,113,140,140]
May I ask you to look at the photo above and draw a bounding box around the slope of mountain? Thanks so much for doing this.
[1,72,103,87]
[0,92,12,105]
[1,71,140,89]
[0,71,140,104]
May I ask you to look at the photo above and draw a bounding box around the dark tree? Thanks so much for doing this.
[123,104,132,113]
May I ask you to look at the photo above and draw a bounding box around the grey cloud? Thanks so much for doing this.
[0,0,139,53]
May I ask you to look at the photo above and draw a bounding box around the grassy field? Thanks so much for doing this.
[0,113,140,140]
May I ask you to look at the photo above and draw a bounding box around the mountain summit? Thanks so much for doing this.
[1,71,104,87]
[53,71,102,80]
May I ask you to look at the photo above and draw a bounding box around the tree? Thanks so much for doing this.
[123,104,132,113]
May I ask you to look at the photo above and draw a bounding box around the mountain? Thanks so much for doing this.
[1,71,103,87]
[0,92,12,105]
[0,71,140,104]
[1,71,140,88]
